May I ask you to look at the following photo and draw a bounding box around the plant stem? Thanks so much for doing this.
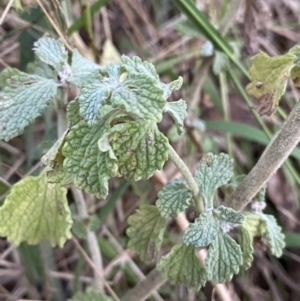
[168,144,204,212]
[224,101,300,211]
[57,87,104,292]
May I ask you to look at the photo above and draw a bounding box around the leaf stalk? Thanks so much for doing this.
[168,144,204,212]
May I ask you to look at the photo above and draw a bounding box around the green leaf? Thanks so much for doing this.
[159,76,183,99]
[111,74,166,122]
[157,243,207,289]
[121,55,158,78]
[77,66,116,124]
[156,179,192,218]
[0,68,20,89]
[27,56,58,79]
[110,120,169,181]
[67,98,81,125]
[109,56,167,122]
[246,51,296,116]
[62,122,118,199]
[243,213,285,258]
[243,213,265,238]
[68,287,113,301]
[215,205,244,227]
[288,44,300,57]
[69,49,104,88]
[0,173,72,247]
[239,227,253,270]
[194,153,234,207]
[33,36,68,72]
[0,71,58,141]
[46,166,74,186]
[183,212,218,247]
[206,229,242,283]
[127,205,167,263]
[41,130,69,167]
[259,213,285,257]
[163,99,187,135]
[41,130,74,186]
[290,66,300,87]
[75,56,170,123]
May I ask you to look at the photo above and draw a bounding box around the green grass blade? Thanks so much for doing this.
[205,119,300,160]
[171,0,248,77]
[203,76,223,113]
[171,0,232,53]
[285,232,300,248]
[68,0,110,35]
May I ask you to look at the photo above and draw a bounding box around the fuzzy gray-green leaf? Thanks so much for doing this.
[111,73,166,122]
[159,76,183,98]
[183,212,218,247]
[67,98,81,125]
[74,64,120,123]
[0,68,20,89]
[33,36,68,72]
[41,130,69,167]
[0,71,58,141]
[164,99,187,135]
[215,205,244,225]
[121,55,158,78]
[0,173,72,247]
[243,213,265,238]
[194,153,234,207]
[127,205,167,263]
[240,226,254,270]
[206,229,243,283]
[157,243,207,289]
[110,120,169,181]
[156,179,192,218]
[69,49,104,87]
[62,122,118,199]
[41,129,74,185]
[27,56,58,79]
[78,81,111,124]
[259,213,285,257]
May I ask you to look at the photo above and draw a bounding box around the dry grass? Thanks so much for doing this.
[1,0,300,300]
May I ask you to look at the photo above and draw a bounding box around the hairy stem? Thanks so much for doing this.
[224,101,300,211]
[57,87,104,292]
[168,144,204,212]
